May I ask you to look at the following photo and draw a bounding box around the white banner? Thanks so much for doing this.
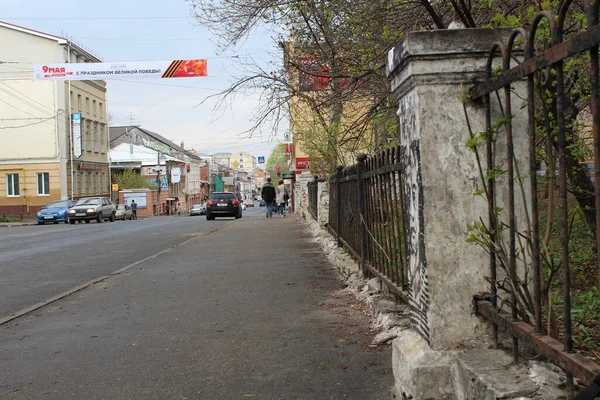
[33,60,207,81]
[72,113,82,158]
[171,167,181,184]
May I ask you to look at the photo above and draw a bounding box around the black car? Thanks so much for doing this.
[206,192,242,220]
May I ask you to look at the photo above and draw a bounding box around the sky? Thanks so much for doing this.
[0,0,286,160]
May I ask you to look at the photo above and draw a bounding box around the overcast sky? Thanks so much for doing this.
[0,0,284,160]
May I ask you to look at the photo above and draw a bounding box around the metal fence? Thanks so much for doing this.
[469,1,600,394]
[328,148,408,299]
[307,178,318,220]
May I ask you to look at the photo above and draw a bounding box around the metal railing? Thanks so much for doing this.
[469,0,600,394]
[329,148,409,299]
[307,178,318,220]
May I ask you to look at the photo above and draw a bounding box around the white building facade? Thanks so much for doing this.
[0,21,109,215]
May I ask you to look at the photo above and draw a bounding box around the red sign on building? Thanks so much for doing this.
[295,157,311,169]
[285,143,293,156]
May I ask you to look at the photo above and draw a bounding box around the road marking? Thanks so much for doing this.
[0,224,228,326]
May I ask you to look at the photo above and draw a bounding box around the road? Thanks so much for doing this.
[0,206,394,399]
[0,206,263,321]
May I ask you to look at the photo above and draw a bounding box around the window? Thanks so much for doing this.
[85,97,90,114]
[80,171,86,194]
[88,172,92,194]
[77,95,82,112]
[37,172,50,195]
[99,102,104,119]
[6,173,19,197]
[93,100,97,116]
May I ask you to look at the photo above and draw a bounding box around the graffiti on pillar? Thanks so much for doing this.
[399,90,430,343]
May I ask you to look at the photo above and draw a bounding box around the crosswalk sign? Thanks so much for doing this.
[258,156,265,164]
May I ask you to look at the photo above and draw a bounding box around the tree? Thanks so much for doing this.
[113,169,157,190]
[265,143,290,179]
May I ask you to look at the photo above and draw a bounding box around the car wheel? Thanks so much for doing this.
[69,220,75,225]
[53,221,59,224]
[37,221,44,225]
[97,212,103,223]
[109,212,115,222]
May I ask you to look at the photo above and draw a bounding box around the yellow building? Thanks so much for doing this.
[286,43,375,173]
[0,21,109,216]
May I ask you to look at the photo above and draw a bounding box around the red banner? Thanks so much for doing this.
[285,144,293,156]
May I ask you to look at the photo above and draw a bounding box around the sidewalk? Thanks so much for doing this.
[0,215,394,399]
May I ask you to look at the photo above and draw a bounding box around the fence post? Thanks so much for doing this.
[356,153,368,279]
[336,165,343,247]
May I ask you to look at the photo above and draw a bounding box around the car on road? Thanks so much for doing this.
[115,204,133,220]
[67,197,116,224]
[246,200,254,207]
[206,192,242,220]
[190,204,206,216]
[37,199,76,225]
[259,200,265,207]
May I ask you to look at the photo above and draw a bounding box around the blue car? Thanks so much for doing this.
[37,199,76,225]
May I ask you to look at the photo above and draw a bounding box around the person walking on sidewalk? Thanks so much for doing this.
[261,177,276,218]
[130,200,138,220]
[276,179,287,217]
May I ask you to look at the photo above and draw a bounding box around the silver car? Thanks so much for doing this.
[67,197,116,224]
[190,204,206,216]
[115,204,133,220]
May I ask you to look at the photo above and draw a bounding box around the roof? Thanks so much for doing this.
[0,21,102,62]
[0,21,67,44]
[110,125,202,161]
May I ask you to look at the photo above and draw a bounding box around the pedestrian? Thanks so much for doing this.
[130,200,138,220]
[276,179,287,217]
[261,177,276,218]
[176,203,181,216]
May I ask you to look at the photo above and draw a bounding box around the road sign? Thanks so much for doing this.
[258,156,265,164]
[282,131,293,144]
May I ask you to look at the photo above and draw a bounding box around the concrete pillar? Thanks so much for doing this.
[387,28,529,350]
[317,180,329,226]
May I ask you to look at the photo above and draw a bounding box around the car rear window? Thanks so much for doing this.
[211,193,234,200]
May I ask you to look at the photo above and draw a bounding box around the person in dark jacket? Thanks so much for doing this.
[261,177,277,218]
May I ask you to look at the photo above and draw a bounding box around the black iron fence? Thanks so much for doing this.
[328,148,408,299]
[469,1,600,394]
[307,178,318,220]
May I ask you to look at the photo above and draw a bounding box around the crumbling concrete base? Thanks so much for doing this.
[392,333,569,400]
[392,330,457,400]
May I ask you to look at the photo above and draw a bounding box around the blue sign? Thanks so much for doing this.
[258,156,265,164]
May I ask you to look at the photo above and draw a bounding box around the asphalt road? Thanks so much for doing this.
[0,208,394,399]
[0,207,262,320]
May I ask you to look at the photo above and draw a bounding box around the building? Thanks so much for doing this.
[0,21,109,215]
[109,126,208,216]
[232,151,257,174]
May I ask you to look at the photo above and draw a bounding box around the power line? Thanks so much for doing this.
[0,16,192,21]
[0,114,59,130]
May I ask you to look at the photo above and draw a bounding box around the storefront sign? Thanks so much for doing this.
[295,157,311,169]
[123,192,147,209]
[34,59,208,81]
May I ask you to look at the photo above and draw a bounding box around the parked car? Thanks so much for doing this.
[206,192,242,220]
[246,200,254,207]
[37,199,76,225]
[190,204,206,216]
[259,200,265,207]
[241,202,247,211]
[115,204,133,221]
[67,197,116,224]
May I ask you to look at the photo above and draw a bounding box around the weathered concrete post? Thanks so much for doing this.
[386,28,529,398]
